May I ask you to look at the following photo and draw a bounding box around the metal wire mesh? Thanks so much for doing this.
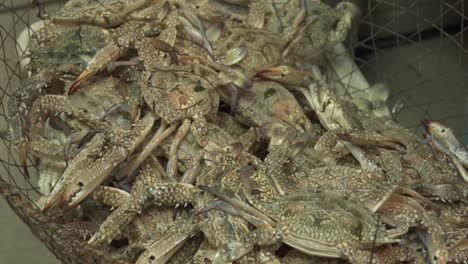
[0,0,130,262]
[0,0,467,262]
[350,0,468,143]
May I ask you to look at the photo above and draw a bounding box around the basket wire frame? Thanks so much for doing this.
[0,0,467,263]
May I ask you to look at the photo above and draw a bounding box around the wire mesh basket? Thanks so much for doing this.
[0,0,467,263]
[0,1,146,263]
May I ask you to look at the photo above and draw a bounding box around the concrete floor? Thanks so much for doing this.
[0,198,59,263]
[0,1,467,263]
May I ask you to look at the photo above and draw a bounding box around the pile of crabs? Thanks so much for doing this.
[8,0,468,263]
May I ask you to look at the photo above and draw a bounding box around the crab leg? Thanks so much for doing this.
[378,194,448,264]
[199,186,276,227]
[52,0,153,27]
[135,218,198,264]
[328,2,359,43]
[192,240,218,264]
[196,201,273,263]
[167,119,191,180]
[198,199,273,230]
[115,121,178,180]
[281,0,306,57]
[246,0,265,28]
[447,239,468,264]
[8,66,80,160]
[341,141,381,172]
[90,186,130,209]
[422,121,468,182]
[128,83,143,123]
[8,77,48,144]
[64,131,91,166]
[88,161,161,246]
[19,138,67,191]
[43,133,106,212]
[25,138,65,165]
[417,230,448,264]
[89,158,201,246]
[298,65,360,130]
[180,152,203,184]
[28,95,107,138]
[314,130,404,163]
[450,156,468,183]
[374,245,425,264]
[342,142,418,189]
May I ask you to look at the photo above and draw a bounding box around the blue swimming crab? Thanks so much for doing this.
[42,112,155,212]
[86,121,408,263]
[13,74,155,212]
[82,121,282,263]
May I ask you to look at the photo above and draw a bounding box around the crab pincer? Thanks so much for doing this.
[43,114,155,212]
[422,119,468,183]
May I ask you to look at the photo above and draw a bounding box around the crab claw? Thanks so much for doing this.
[379,136,407,150]
[43,132,106,212]
[42,188,66,212]
[43,114,155,212]
[344,130,407,150]
[257,66,309,86]
[60,148,127,210]
[421,119,468,173]
[421,119,446,138]
[418,230,448,264]
[68,42,124,95]
[421,119,460,151]
[68,69,94,95]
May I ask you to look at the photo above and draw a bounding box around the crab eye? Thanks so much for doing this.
[440,129,446,133]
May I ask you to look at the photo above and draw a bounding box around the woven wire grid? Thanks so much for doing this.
[347,0,468,143]
[0,0,59,207]
[0,1,130,263]
[0,0,467,263]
